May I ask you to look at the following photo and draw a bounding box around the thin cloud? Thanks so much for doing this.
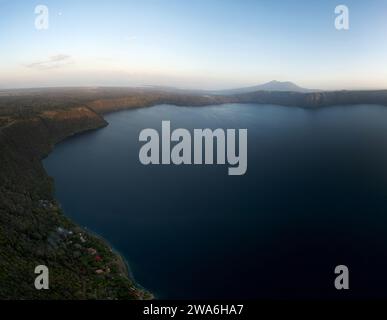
[25,54,73,70]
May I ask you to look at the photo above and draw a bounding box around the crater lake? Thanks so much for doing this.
[43,103,387,299]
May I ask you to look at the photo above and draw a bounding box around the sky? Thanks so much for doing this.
[0,0,387,90]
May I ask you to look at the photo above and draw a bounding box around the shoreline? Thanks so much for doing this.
[82,226,155,299]
[41,101,387,300]
[40,107,154,300]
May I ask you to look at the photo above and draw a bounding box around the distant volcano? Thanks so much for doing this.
[215,80,320,95]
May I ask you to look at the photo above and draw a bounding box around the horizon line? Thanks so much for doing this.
[1,84,387,93]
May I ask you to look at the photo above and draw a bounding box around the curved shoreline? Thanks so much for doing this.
[27,101,387,299]
[82,226,154,299]
[0,104,150,299]
[41,106,155,299]
[39,106,152,299]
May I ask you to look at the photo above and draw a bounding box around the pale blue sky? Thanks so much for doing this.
[1,0,387,89]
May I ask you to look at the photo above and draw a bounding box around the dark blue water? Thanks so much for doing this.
[44,103,387,299]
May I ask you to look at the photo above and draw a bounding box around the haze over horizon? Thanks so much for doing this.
[1,0,387,90]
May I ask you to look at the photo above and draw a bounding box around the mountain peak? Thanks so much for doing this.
[215,81,319,95]
[256,80,309,92]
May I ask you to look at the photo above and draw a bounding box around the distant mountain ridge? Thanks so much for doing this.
[144,81,320,95]
[214,80,320,95]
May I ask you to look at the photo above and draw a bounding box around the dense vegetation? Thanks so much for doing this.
[0,104,153,299]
